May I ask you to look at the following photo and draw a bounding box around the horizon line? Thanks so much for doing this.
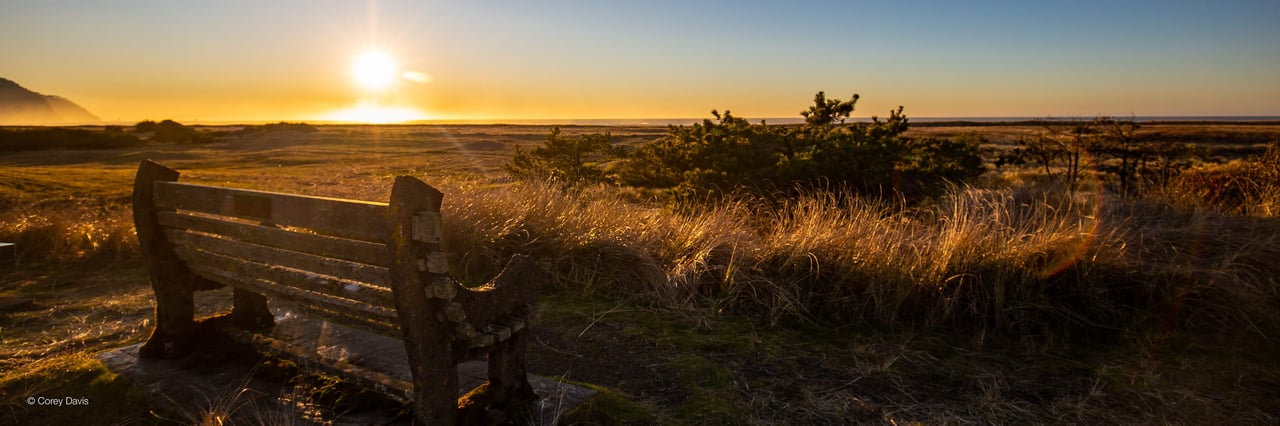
[7,114,1280,127]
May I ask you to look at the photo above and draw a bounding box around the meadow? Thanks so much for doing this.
[2,122,1278,424]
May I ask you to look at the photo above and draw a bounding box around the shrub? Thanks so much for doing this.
[504,127,625,186]
[619,91,985,199]
[151,119,210,143]
[135,119,211,143]
[134,120,157,133]
[620,109,781,194]
[238,122,318,135]
[899,134,987,192]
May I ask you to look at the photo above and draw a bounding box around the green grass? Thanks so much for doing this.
[555,381,656,425]
[0,354,165,425]
[532,290,1280,423]
[668,353,741,424]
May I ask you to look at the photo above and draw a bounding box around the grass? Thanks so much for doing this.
[0,353,161,426]
[0,199,136,265]
[557,382,655,425]
[0,263,151,374]
[2,123,1278,423]
[532,292,1280,424]
[438,176,1278,338]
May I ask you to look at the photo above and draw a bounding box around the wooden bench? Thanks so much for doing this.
[131,160,543,424]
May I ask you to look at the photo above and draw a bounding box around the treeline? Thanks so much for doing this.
[236,121,318,135]
[0,127,142,152]
[0,119,210,152]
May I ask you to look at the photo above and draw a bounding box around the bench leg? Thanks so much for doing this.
[406,338,460,424]
[135,160,199,358]
[486,330,537,409]
[231,288,274,330]
[139,271,195,358]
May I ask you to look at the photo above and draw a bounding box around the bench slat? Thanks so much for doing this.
[176,246,400,315]
[158,211,389,267]
[165,229,392,290]
[186,259,400,328]
[267,300,403,341]
[154,181,390,242]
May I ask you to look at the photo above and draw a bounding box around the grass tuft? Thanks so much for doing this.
[0,198,137,265]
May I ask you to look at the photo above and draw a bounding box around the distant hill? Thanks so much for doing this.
[0,78,99,124]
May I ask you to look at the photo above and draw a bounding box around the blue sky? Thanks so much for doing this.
[2,0,1277,122]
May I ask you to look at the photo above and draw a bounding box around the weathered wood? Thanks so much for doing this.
[485,330,535,416]
[271,298,402,339]
[186,263,400,337]
[231,288,274,330]
[388,176,459,426]
[157,211,390,267]
[178,250,399,321]
[135,162,546,424]
[455,255,544,328]
[165,229,392,288]
[412,211,442,243]
[221,327,414,402]
[134,160,216,358]
[153,181,390,243]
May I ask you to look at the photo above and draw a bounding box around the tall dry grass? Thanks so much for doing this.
[439,179,1279,335]
[5,168,1274,336]
[438,180,758,306]
[1161,140,1280,217]
[0,197,137,264]
[1114,197,1280,334]
[756,186,1128,330]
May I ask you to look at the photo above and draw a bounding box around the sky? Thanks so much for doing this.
[2,0,1279,123]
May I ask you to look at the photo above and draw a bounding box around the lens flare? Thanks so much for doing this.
[401,71,431,83]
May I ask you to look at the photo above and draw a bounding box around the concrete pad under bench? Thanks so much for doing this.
[97,305,596,425]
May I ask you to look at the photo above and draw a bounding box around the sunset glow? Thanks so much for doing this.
[324,102,427,124]
[0,2,1276,123]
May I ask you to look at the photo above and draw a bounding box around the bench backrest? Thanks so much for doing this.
[152,181,402,335]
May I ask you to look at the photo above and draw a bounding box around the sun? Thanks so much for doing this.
[327,48,433,123]
[351,50,398,92]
